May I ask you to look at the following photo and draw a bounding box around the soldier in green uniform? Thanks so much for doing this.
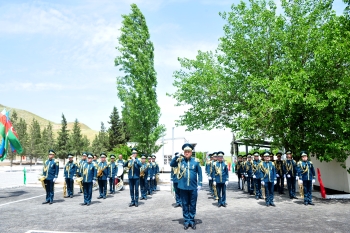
[42,149,59,205]
[274,152,285,194]
[297,151,316,205]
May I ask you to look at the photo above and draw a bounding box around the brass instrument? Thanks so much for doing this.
[38,175,46,190]
[299,181,304,198]
[97,163,109,178]
[212,181,219,200]
[75,177,83,193]
[63,180,67,197]
[140,164,148,178]
[176,156,186,180]
[116,178,124,191]
[156,174,159,183]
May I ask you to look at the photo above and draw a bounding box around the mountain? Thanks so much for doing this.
[0,104,98,141]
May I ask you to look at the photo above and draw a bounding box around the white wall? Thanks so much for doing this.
[311,156,350,193]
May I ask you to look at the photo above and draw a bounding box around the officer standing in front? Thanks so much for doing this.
[260,151,277,207]
[170,143,202,230]
[42,149,59,205]
[81,153,97,206]
[283,150,298,199]
[124,148,142,207]
[297,151,316,205]
[108,154,118,194]
[64,153,77,198]
[212,151,229,207]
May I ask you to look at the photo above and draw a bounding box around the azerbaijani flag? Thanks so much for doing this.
[0,109,23,161]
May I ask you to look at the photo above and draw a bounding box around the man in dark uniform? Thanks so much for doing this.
[147,155,154,195]
[108,154,118,194]
[253,152,263,200]
[42,149,59,205]
[274,152,285,194]
[170,143,202,230]
[212,151,229,207]
[235,155,243,189]
[64,153,77,198]
[140,154,149,200]
[152,155,159,192]
[117,154,125,182]
[245,154,254,195]
[283,150,298,199]
[81,153,97,206]
[205,154,213,196]
[123,148,142,207]
[297,151,316,205]
[97,152,109,199]
[171,152,182,207]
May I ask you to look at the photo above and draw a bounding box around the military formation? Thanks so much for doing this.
[40,148,160,207]
[233,150,316,206]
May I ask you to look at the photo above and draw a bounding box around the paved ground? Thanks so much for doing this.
[0,170,350,233]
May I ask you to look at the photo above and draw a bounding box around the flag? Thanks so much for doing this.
[317,168,326,199]
[0,109,6,138]
[0,109,23,161]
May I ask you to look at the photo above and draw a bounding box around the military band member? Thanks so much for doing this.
[205,153,213,195]
[81,153,97,206]
[42,149,59,205]
[64,153,77,198]
[147,155,154,195]
[212,151,229,207]
[253,152,263,200]
[97,152,109,199]
[245,154,254,195]
[282,150,298,199]
[211,152,219,200]
[140,154,148,200]
[235,155,243,189]
[117,154,125,182]
[274,152,285,194]
[78,152,88,193]
[152,155,159,192]
[171,152,182,207]
[297,151,316,205]
[260,151,277,207]
[170,143,202,230]
[108,154,118,194]
[124,148,142,207]
[240,155,247,191]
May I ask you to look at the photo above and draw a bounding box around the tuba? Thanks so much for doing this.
[38,175,46,190]
[75,177,83,193]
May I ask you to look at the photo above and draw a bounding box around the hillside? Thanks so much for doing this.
[0,104,98,141]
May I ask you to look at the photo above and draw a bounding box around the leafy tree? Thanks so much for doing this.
[115,3,166,154]
[56,114,69,162]
[112,144,132,160]
[91,122,109,155]
[170,0,350,171]
[41,122,55,159]
[81,135,90,153]
[15,118,28,165]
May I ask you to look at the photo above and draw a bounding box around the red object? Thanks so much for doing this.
[114,178,118,185]
[228,163,231,171]
[317,168,326,198]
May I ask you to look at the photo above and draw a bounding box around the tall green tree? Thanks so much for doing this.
[81,135,90,153]
[8,110,19,166]
[115,3,166,154]
[16,118,28,165]
[91,122,109,155]
[28,118,41,165]
[41,122,55,159]
[108,106,125,150]
[68,119,83,160]
[56,114,69,162]
[170,0,350,170]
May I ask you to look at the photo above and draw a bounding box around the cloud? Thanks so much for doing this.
[0,82,87,91]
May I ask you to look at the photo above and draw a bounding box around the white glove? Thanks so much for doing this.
[152,176,155,180]
[261,181,265,185]
[208,177,212,180]
[284,175,286,178]
[93,180,96,184]
[73,177,76,180]
[170,181,173,185]
[253,175,256,178]
[312,179,315,184]
[296,176,299,180]
[276,174,280,178]
[287,174,291,178]
[225,181,228,186]
[197,186,201,192]
[147,177,150,180]
[245,174,248,177]
[53,178,57,183]
[115,176,117,178]
[298,180,303,185]
[213,181,217,186]
[274,180,277,185]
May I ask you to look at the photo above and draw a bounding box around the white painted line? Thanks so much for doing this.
[0,190,63,207]
[25,231,85,233]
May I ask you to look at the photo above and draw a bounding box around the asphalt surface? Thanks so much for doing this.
[0,176,350,233]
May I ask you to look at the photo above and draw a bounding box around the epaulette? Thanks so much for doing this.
[195,158,200,162]
[309,161,313,164]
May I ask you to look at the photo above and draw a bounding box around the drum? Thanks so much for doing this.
[117,163,124,177]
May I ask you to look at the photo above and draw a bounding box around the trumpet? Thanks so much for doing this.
[75,177,83,193]
[38,175,46,190]
[63,180,67,197]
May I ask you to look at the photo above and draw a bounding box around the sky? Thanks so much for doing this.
[0,0,347,156]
